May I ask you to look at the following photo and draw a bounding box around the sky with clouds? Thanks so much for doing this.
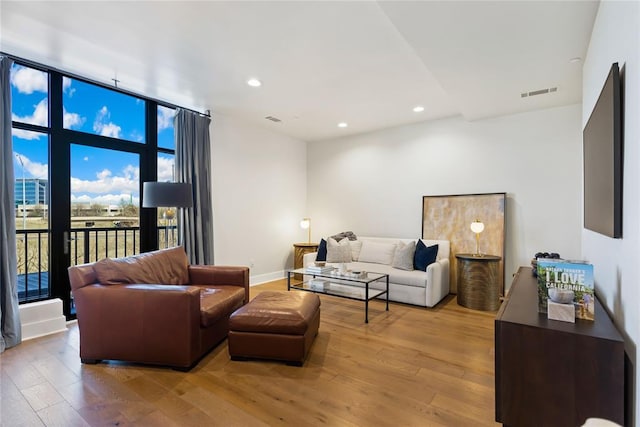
[11,64,176,208]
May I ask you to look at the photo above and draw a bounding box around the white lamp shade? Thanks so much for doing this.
[142,182,193,208]
[300,218,310,229]
[470,220,485,234]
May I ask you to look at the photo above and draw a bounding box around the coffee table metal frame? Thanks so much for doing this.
[287,268,389,323]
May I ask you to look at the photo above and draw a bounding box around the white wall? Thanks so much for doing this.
[582,1,639,424]
[211,114,307,284]
[307,105,583,286]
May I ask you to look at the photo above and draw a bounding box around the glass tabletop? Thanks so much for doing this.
[289,267,387,284]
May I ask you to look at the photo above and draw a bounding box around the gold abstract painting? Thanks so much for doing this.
[422,193,505,294]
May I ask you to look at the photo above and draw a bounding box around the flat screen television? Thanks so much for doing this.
[583,62,622,238]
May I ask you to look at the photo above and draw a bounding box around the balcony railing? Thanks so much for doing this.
[17,225,177,304]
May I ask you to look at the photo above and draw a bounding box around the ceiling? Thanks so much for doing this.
[1,1,599,142]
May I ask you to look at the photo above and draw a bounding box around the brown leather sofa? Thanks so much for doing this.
[68,246,249,370]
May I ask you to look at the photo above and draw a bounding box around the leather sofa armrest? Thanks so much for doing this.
[75,284,201,325]
[73,284,202,363]
[188,265,249,303]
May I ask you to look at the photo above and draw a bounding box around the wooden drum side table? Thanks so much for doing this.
[455,253,502,311]
[293,243,319,280]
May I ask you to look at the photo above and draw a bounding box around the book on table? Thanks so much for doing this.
[536,259,594,321]
[305,266,334,274]
[309,279,329,290]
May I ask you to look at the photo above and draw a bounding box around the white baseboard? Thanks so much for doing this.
[19,299,67,340]
[250,270,285,286]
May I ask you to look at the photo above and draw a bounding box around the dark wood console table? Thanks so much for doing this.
[495,266,624,427]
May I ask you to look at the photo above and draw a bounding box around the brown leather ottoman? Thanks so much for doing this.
[228,291,320,366]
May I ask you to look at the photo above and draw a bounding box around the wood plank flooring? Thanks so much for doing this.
[0,280,500,426]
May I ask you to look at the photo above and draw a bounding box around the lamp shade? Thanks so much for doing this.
[300,217,311,243]
[470,220,485,234]
[300,218,310,229]
[142,182,193,208]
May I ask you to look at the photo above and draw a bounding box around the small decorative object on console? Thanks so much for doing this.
[537,259,594,321]
[531,251,561,276]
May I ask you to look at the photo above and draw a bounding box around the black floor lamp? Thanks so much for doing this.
[142,182,193,247]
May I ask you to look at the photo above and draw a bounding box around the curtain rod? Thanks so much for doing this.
[1,51,211,118]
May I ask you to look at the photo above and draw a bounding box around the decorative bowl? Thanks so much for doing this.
[548,288,574,304]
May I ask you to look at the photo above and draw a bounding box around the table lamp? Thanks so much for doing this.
[470,219,485,256]
[300,217,311,244]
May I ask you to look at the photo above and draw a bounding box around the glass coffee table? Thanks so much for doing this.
[287,268,389,323]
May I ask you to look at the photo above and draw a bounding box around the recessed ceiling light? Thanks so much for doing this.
[338,122,348,128]
[247,78,262,87]
[569,57,582,64]
[413,105,425,113]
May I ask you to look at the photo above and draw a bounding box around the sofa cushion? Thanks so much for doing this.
[347,262,428,288]
[414,240,438,271]
[326,237,352,262]
[316,238,327,262]
[358,240,397,265]
[199,286,246,327]
[392,240,415,271]
[350,239,363,261]
[93,246,190,285]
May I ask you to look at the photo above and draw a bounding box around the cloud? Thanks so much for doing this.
[12,98,48,127]
[11,99,84,137]
[157,156,175,182]
[14,153,48,179]
[93,106,121,138]
[62,76,74,96]
[70,164,139,196]
[157,106,175,131]
[63,108,84,129]
[12,128,44,140]
[129,130,144,142]
[83,156,89,161]
[10,65,47,94]
[71,193,140,207]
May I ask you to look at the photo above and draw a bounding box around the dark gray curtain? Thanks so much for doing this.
[0,56,22,352]
[175,109,214,265]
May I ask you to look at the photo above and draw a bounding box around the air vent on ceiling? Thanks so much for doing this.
[521,86,558,98]
[265,116,282,123]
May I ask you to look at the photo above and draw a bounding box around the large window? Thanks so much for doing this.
[9,59,178,315]
[63,77,146,143]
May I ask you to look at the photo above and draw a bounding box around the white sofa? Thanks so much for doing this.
[303,236,450,308]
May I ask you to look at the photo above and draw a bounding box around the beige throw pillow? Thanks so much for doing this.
[391,241,416,271]
[326,237,352,263]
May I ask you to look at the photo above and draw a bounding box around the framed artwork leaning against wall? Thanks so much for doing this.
[422,193,506,294]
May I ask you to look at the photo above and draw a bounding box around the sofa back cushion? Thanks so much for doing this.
[358,240,397,265]
[94,246,190,285]
[419,239,449,261]
[357,237,450,262]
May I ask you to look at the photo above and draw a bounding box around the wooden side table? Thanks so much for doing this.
[455,253,502,311]
[293,243,319,280]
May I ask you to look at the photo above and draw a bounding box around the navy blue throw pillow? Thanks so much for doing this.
[316,239,327,261]
[414,240,438,271]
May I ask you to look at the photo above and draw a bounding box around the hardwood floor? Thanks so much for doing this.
[1,280,500,426]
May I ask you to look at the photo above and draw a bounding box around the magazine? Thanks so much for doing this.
[537,259,594,321]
